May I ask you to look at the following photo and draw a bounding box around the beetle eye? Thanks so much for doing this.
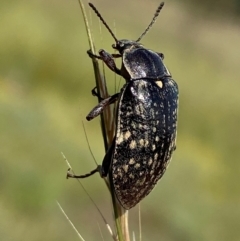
[112,44,116,49]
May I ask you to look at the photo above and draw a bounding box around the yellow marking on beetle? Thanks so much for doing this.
[148,158,153,166]
[129,173,134,179]
[130,140,137,149]
[117,168,123,177]
[129,158,135,164]
[131,123,136,129]
[139,139,144,147]
[124,130,131,140]
[123,164,129,173]
[156,80,163,88]
[152,144,156,151]
[116,132,124,144]
[134,163,141,169]
[145,140,149,147]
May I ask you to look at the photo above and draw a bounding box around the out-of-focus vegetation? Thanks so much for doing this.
[0,0,240,240]
[183,0,240,15]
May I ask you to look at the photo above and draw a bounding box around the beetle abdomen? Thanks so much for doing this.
[111,78,178,209]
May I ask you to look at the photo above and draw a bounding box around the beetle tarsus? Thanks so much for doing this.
[91,87,104,100]
[87,49,102,59]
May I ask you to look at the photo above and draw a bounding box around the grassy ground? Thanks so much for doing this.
[0,0,240,240]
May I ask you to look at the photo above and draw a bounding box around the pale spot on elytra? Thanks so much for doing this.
[145,140,149,147]
[129,173,134,179]
[124,130,131,140]
[117,168,123,178]
[156,80,163,88]
[148,158,153,166]
[139,139,144,147]
[130,140,137,149]
[123,164,129,173]
[116,132,124,144]
[134,163,141,169]
[129,158,135,164]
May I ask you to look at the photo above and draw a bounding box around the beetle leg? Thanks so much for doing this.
[157,52,164,60]
[91,87,104,101]
[111,53,121,58]
[86,93,119,121]
[87,49,122,75]
[87,49,102,59]
[99,50,122,75]
[66,165,104,178]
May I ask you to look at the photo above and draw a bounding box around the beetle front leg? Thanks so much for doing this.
[87,50,102,59]
[86,93,119,121]
[87,49,121,75]
[98,50,121,75]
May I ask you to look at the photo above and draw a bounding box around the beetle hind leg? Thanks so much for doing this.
[66,165,103,179]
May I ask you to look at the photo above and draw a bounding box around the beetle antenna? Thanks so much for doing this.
[89,3,118,43]
[136,2,164,42]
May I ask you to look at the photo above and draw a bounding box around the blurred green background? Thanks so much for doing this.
[1,0,240,240]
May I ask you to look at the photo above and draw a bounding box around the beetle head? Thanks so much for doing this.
[112,40,143,54]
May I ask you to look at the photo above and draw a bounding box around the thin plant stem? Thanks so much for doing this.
[77,0,130,240]
[57,201,86,241]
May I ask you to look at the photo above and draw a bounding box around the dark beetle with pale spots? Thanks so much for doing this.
[67,2,178,210]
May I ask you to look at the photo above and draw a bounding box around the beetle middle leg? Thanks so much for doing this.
[87,49,122,75]
[86,93,119,121]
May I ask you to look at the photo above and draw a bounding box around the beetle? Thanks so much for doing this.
[67,2,179,210]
